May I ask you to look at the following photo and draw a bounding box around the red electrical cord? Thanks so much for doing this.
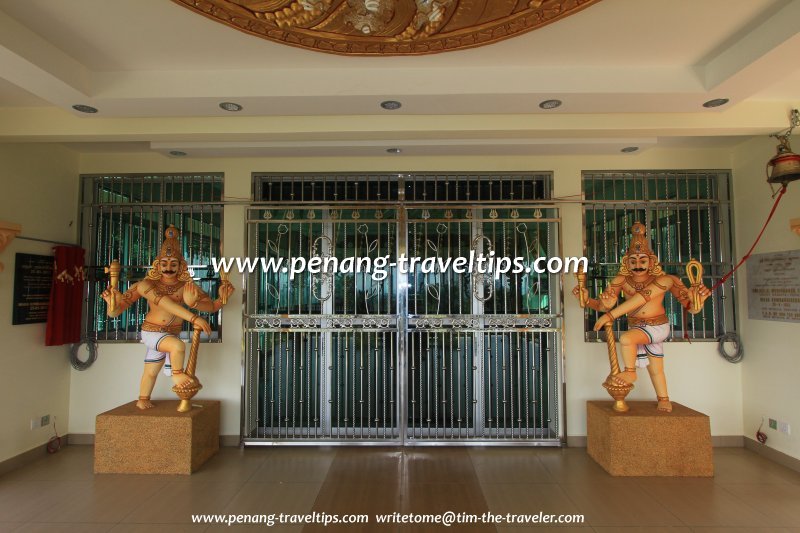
[710,184,788,292]
[47,417,62,454]
[682,184,788,339]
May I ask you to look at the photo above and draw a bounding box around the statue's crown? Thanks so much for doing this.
[625,222,654,256]
[158,225,184,260]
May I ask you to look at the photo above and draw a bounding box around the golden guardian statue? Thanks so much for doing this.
[101,225,233,411]
[574,223,710,412]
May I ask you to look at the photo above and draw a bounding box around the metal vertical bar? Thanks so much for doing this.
[471,206,485,439]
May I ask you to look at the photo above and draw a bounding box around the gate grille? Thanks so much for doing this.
[244,174,562,445]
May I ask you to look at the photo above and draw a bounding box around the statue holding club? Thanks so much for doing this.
[574,222,711,412]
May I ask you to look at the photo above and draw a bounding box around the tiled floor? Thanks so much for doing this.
[1,445,799,532]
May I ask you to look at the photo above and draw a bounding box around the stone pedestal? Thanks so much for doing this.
[95,400,220,475]
[587,400,713,477]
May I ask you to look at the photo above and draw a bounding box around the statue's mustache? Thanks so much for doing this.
[162,270,176,274]
[632,268,647,272]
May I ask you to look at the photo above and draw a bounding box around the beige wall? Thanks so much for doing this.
[733,136,800,460]
[70,147,745,441]
[0,143,79,463]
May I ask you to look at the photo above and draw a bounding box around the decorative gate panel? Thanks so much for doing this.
[243,175,563,445]
[404,206,561,442]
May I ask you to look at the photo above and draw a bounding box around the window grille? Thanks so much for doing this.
[581,170,736,341]
[80,174,224,342]
[253,172,552,203]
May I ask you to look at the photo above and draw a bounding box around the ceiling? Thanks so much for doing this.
[0,0,798,158]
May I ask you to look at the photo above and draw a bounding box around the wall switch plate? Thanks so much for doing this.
[40,415,50,427]
[769,418,778,430]
[30,418,40,430]
[779,421,791,435]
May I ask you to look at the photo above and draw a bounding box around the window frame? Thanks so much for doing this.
[580,169,737,342]
[79,173,225,343]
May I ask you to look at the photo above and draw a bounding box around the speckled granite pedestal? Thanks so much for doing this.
[587,400,713,477]
[94,400,220,475]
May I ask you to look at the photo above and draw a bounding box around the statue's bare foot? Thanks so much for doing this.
[657,396,672,412]
[171,372,196,390]
[136,397,154,409]
[605,369,637,388]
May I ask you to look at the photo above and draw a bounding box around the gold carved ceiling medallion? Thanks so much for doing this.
[172,0,601,55]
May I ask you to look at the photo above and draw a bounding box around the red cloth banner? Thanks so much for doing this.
[46,246,85,346]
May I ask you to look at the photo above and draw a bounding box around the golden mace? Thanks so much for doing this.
[173,326,203,413]
[575,265,633,412]
[218,240,231,306]
[104,259,121,314]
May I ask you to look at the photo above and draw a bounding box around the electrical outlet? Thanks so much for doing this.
[41,415,50,427]
[30,418,40,430]
[769,418,778,430]
[779,421,791,435]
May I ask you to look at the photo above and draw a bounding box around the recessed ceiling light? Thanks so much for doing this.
[621,146,639,153]
[386,148,402,154]
[72,104,98,114]
[702,98,729,108]
[539,99,562,110]
[219,102,243,112]
[380,100,402,110]
[169,150,187,157]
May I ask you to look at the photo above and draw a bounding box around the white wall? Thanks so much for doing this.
[70,147,744,439]
[733,136,800,460]
[0,143,79,463]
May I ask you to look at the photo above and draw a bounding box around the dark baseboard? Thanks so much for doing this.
[567,435,744,448]
[0,434,242,478]
[60,433,241,448]
[0,438,62,478]
[744,436,800,474]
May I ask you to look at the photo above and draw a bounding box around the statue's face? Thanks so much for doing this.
[627,253,651,274]
[159,257,180,281]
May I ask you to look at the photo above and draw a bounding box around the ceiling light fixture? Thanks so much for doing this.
[72,104,98,114]
[169,150,187,157]
[702,98,729,108]
[539,99,562,110]
[380,100,402,110]
[386,148,402,154]
[621,146,639,153]
[219,102,243,112]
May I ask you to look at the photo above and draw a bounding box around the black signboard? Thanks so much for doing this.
[12,253,53,325]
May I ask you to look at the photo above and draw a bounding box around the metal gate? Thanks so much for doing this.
[242,175,563,445]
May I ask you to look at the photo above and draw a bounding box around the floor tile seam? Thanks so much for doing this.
[552,480,682,528]
[0,480,96,523]
[638,478,780,528]
[114,479,244,525]
[20,520,119,525]
[631,478,708,528]
[712,481,800,527]
[220,481,325,517]
[464,449,498,516]
[306,449,346,513]
[255,455,337,482]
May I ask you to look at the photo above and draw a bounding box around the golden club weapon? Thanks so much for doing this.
[173,325,203,413]
[575,265,633,412]
[575,264,588,309]
[104,259,121,314]
[218,241,231,305]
